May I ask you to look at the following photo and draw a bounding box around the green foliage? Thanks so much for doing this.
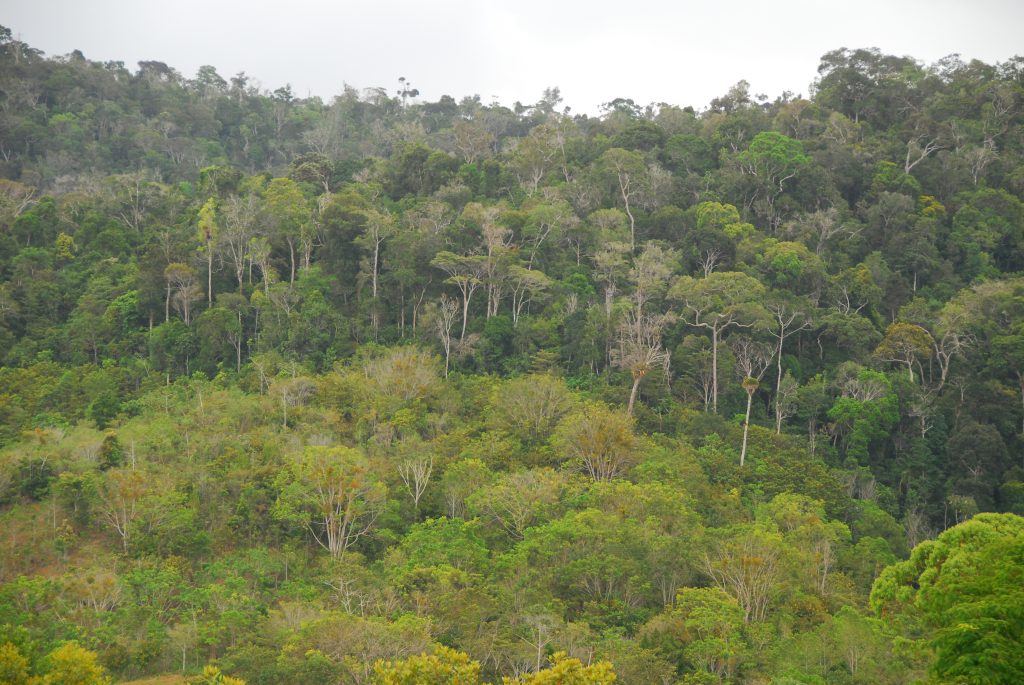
[41,641,111,685]
[0,642,31,685]
[871,513,1024,685]
[827,369,898,465]
[372,646,481,684]
[503,652,618,684]
[0,34,1022,685]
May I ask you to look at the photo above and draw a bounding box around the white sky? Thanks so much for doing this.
[4,1,1023,115]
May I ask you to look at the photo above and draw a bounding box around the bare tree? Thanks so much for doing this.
[731,337,774,466]
[98,469,146,553]
[783,207,863,257]
[930,307,973,392]
[360,208,396,338]
[164,263,201,325]
[593,241,631,320]
[508,266,551,327]
[699,248,722,277]
[612,310,673,416]
[904,135,943,173]
[428,295,459,377]
[767,302,811,433]
[220,194,262,292]
[704,529,782,623]
[397,451,434,514]
[273,376,316,428]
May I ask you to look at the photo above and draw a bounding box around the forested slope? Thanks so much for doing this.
[0,27,1023,684]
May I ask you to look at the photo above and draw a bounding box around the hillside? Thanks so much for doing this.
[0,28,1023,684]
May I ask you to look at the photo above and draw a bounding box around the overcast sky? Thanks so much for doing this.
[5,1,1023,115]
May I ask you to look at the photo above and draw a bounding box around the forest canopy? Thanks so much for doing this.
[0,28,1023,684]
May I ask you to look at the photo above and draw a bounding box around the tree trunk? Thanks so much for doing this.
[287,237,296,284]
[775,340,784,433]
[711,326,720,414]
[740,389,754,466]
[627,373,642,416]
[460,290,470,342]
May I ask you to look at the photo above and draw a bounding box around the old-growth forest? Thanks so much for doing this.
[0,26,1023,684]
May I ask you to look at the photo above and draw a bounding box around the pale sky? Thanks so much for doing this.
[4,1,1023,115]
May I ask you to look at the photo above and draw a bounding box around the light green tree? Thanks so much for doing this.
[273,446,387,559]
[871,512,1024,685]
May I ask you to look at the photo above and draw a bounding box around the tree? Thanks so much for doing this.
[731,337,774,466]
[670,272,767,413]
[502,652,617,684]
[263,177,308,284]
[766,299,811,432]
[189,665,246,685]
[41,641,111,685]
[0,642,30,685]
[597,148,647,250]
[372,646,481,684]
[97,468,146,553]
[197,198,219,304]
[426,295,459,377]
[784,206,864,257]
[512,125,559,196]
[553,402,638,482]
[271,375,316,428]
[704,524,785,623]
[735,131,809,229]
[871,513,1024,685]
[488,374,573,445]
[450,119,495,165]
[874,322,933,382]
[441,459,493,519]
[55,471,98,526]
[431,251,486,342]
[361,346,440,403]
[246,235,275,294]
[611,310,673,416]
[522,200,577,270]
[592,238,631,321]
[220,194,261,293]
[164,262,201,325]
[827,367,899,465]
[395,441,434,514]
[274,446,387,559]
[467,468,564,540]
[359,208,397,337]
[641,587,746,680]
[507,265,551,327]
[628,242,677,316]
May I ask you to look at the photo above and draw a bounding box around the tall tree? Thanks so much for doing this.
[731,336,774,466]
[671,272,767,413]
[263,177,309,284]
[196,198,219,305]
